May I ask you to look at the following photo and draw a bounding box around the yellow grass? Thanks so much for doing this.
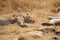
[0,0,60,40]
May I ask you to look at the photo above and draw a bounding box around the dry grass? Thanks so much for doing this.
[0,0,60,40]
[0,0,60,14]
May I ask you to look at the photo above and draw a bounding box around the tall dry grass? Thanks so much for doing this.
[0,0,60,14]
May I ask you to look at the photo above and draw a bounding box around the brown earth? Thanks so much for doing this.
[0,0,60,40]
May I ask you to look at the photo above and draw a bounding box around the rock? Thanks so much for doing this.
[42,23,53,26]
[26,31,43,38]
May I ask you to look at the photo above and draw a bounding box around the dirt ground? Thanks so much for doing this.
[0,0,60,40]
